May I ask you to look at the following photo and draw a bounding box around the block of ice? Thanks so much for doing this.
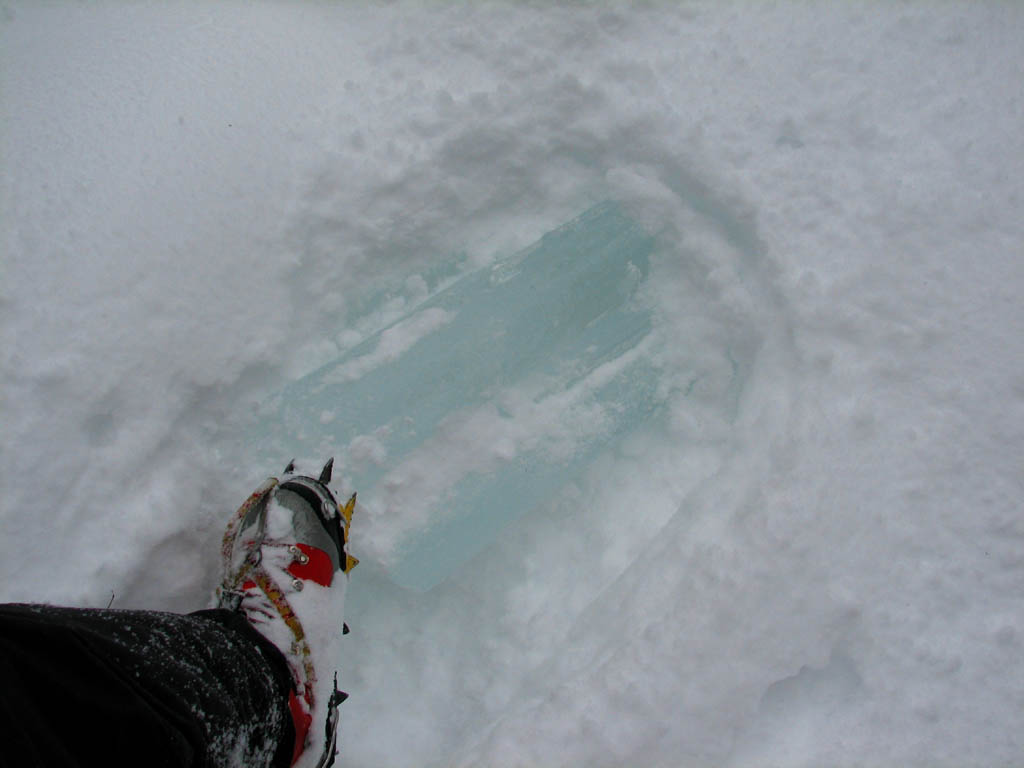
[255,202,664,590]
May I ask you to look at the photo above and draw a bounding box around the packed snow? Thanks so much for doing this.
[2,2,1023,766]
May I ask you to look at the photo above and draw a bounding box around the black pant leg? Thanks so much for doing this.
[0,604,295,768]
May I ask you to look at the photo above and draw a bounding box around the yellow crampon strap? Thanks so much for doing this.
[250,563,318,703]
[339,492,359,574]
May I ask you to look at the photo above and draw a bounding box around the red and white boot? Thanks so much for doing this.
[214,459,358,768]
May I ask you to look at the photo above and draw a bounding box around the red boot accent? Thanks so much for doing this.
[288,690,312,765]
[287,543,334,587]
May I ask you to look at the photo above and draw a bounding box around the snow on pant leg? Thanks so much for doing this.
[0,604,296,768]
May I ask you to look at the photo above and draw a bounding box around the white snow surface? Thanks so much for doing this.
[3,2,1024,766]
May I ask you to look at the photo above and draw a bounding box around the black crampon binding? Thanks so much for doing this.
[313,672,348,768]
[278,459,358,574]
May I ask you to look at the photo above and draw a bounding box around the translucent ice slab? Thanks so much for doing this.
[256,202,663,590]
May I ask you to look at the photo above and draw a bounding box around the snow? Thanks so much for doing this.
[2,2,1023,766]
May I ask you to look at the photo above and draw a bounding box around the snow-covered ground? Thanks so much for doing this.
[3,2,1023,766]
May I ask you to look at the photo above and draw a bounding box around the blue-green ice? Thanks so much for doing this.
[255,203,665,589]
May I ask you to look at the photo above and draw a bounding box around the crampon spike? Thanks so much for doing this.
[319,458,334,485]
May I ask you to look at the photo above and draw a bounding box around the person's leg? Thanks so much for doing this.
[0,603,295,768]
[0,461,355,768]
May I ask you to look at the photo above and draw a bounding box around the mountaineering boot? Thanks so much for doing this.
[213,459,358,768]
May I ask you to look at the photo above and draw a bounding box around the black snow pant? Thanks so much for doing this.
[0,603,295,768]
